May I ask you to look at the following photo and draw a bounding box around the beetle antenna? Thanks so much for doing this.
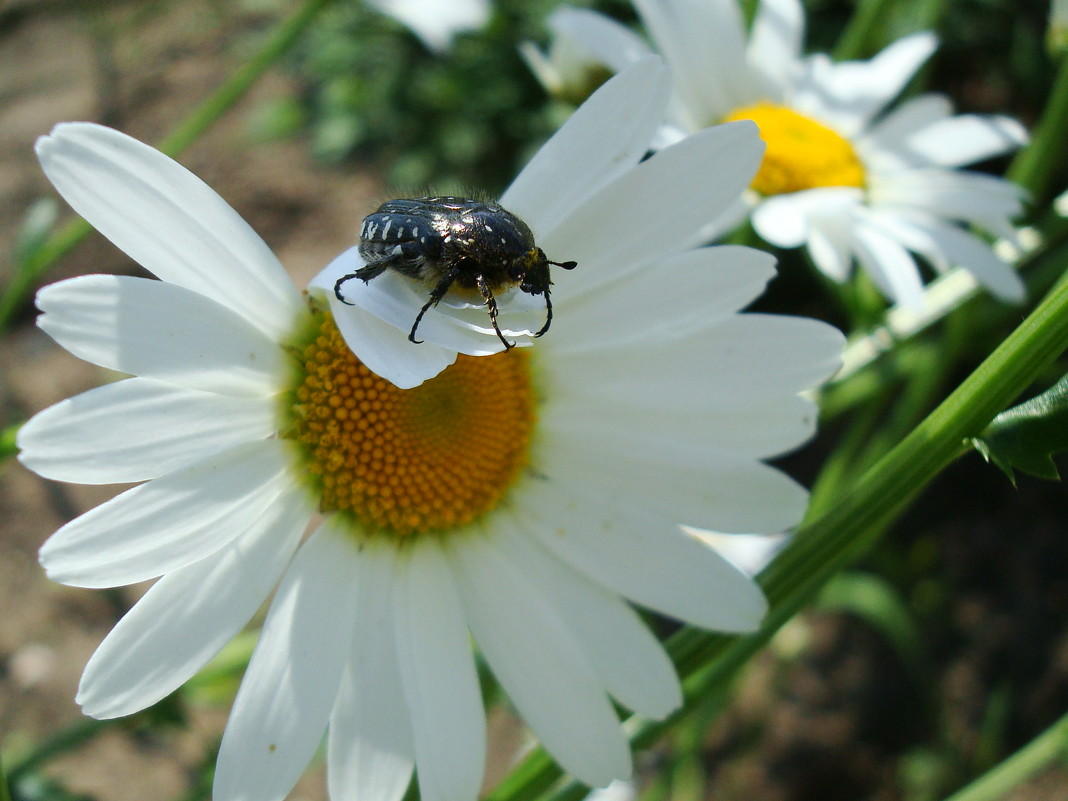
[535,290,555,338]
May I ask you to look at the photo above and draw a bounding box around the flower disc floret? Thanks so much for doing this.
[283,309,534,536]
[723,102,866,195]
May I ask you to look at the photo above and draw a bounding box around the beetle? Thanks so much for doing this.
[334,196,576,349]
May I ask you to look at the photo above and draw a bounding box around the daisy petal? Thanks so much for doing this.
[503,57,670,234]
[546,120,764,295]
[394,541,485,801]
[17,378,276,484]
[495,520,682,720]
[76,483,311,719]
[852,217,925,308]
[860,93,953,164]
[36,275,286,396]
[549,7,655,74]
[35,123,301,339]
[325,286,457,390]
[538,424,810,534]
[368,0,488,53]
[547,313,844,414]
[549,246,776,353]
[879,213,1025,302]
[685,528,789,577]
[748,0,804,95]
[39,439,295,588]
[518,478,768,632]
[871,168,1024,235]
[329,544,414,801]
[450,533,632,787]
[801,33,938,134]
[633,0,757,125]
[214,521,360,801]
[900,113,1028,168]
[544,387,820,461]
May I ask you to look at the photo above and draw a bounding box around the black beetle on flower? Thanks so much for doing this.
[334,197,577,349]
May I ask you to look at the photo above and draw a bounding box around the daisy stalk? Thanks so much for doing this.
[19,58,846,801]
[1006,52,1068,203]
[0,0,334,332]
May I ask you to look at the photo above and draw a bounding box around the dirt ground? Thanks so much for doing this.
[2,2,1068,801]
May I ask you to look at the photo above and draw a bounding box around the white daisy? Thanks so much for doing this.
[548,0,1030,308]
[19,59,843,801]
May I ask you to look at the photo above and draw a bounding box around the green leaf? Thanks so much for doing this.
[1,423,19,462]
[971,372,1068,482]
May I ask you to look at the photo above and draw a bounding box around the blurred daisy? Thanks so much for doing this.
[20,59,842,801]
[368,0,489,52]
[550,0,1029,308]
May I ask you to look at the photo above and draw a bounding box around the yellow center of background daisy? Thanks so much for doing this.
[723,101,866,195]
[283,311,535,537]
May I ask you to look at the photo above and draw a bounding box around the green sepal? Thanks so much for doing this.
[971,372,1068,483]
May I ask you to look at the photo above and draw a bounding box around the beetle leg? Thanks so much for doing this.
[409,267,460,344]
[476,274,514,350]
[333,262,389,305]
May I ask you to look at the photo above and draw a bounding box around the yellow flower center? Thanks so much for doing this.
[722,101,866,195]
[281,308,535,538]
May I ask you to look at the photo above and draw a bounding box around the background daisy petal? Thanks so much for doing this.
[450,534,633,787]
[76,484,311,719]
[853,218,926,307]
[899,113,1028,167]
[870,169,1024,237]
[800,33,937,133]
[329,544,414,801]
[17,378,276,484]
[748,0,805,95]
[39,439,295,588]
[878,214,1026,302]
[214,521,360,801]
[633,0,757,124]
[35,122,302,339]
[394,541,485,801]
[549,7,655,73]
[518,477,768,632]
[36,275,286,396]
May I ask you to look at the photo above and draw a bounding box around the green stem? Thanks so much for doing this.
[6,718,118,783]
[488,245,1068,801]
[0,0,334,332]
[941,707,1068,801]
[0,753,11,801]
[833,0,898,60]
[1007,54,1068,205]
[0,423,19,461]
